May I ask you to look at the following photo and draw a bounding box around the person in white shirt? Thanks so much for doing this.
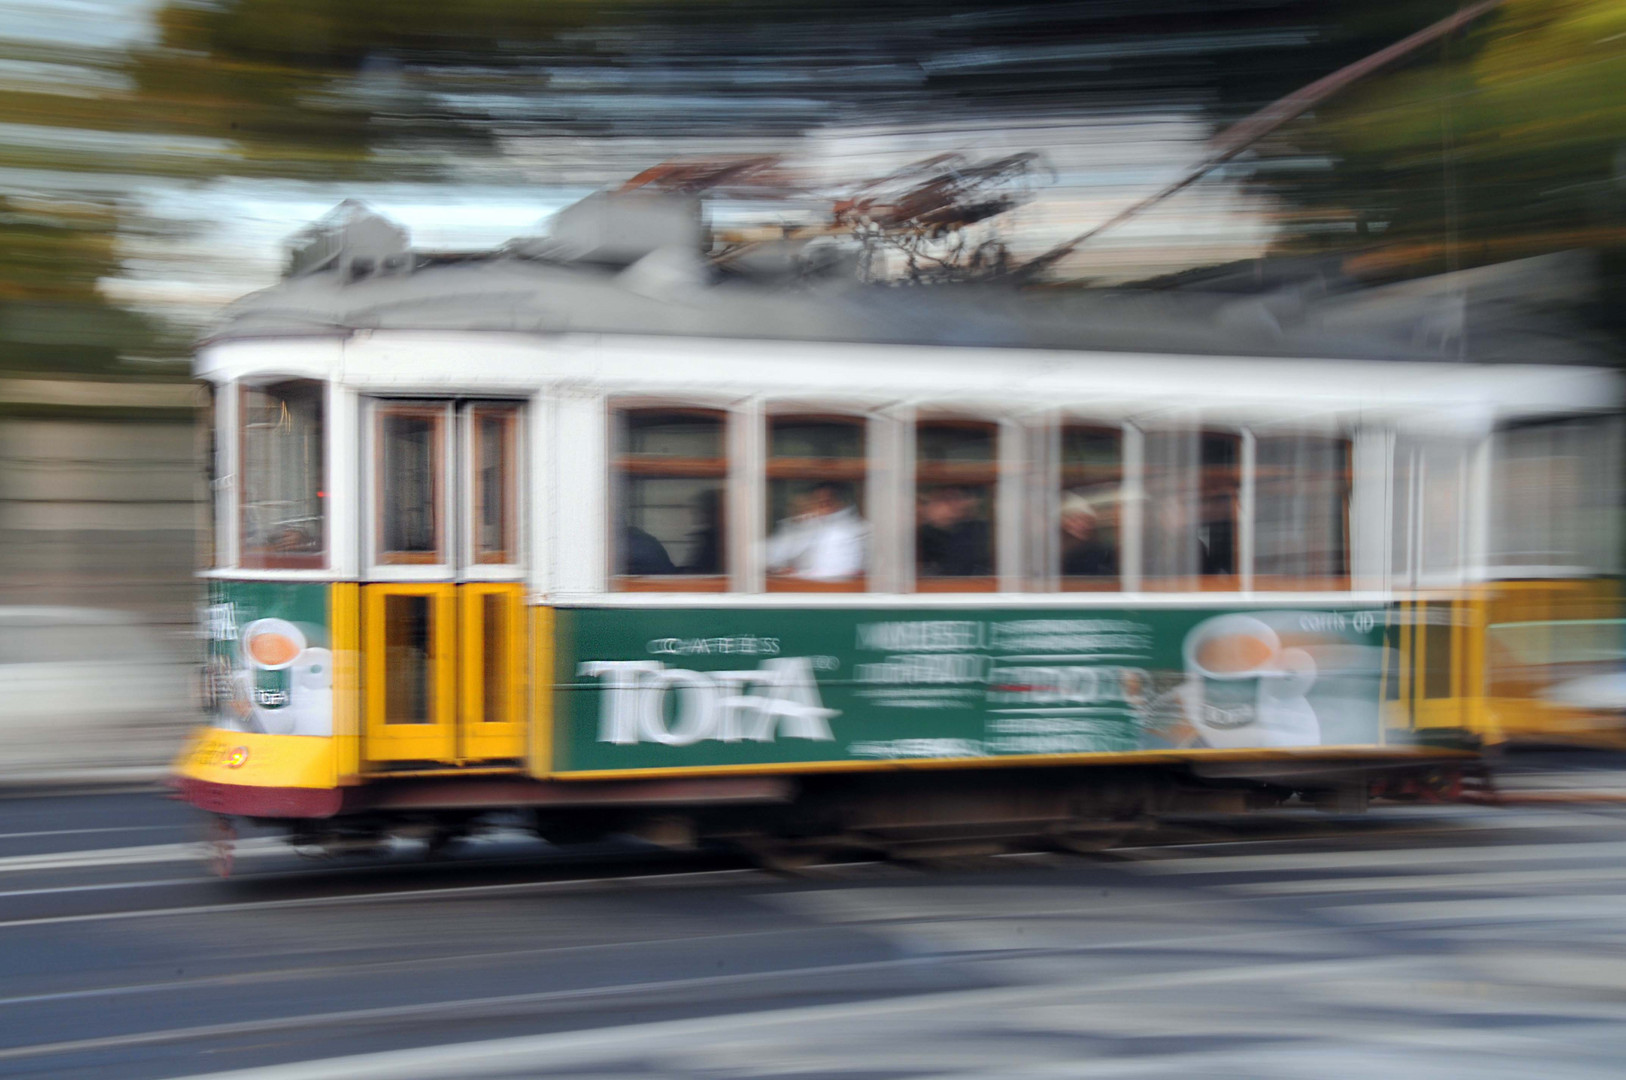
[767,482,867,582]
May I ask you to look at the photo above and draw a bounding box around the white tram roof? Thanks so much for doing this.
[197,202,1621,426]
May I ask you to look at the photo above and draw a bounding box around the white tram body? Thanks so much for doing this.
[174,199,1625,849]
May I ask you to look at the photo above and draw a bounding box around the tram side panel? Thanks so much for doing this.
[546,602,1427,778]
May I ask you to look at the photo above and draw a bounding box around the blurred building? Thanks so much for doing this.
[0,379,200,630]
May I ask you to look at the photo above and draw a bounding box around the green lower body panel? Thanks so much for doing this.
[552,604,1398,774]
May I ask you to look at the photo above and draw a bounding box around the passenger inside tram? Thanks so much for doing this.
[1059,492,1117,577]
[766,481,867,581]
[917,485,992,577]
[621,521,676,575]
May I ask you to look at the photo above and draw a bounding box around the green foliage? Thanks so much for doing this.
[1264,0,1626,271]
[0,197,176,375]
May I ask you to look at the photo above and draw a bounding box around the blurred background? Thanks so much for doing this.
[0,0,1622,777]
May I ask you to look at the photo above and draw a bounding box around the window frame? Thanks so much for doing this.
[1250,429,1353,592]
[610,403,731,593]
[366,399,454,579]
[914,415,1001,593]
[764,409,872,594]
[462,401,526,577]
[1487,415,1622,580]
[1055,419,1126,593]
[1139,426,1243,593]
[238,378,328,571]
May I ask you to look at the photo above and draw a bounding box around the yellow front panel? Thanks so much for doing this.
[176,728,338,789]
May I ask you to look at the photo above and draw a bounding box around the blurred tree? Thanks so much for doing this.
[0,196,176,376]
[1256,0,1626,278]
[117,0,623,180]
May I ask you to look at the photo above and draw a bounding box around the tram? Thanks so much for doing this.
[174,194,1625,862]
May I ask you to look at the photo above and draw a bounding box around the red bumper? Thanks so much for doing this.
[175,777,343,818]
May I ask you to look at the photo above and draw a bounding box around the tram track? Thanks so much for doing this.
[0,804,1614,933]
[7,792,1626,1078]
[0,953,967,1066]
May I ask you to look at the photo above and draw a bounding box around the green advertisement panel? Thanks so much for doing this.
[203,580,333,737]
[553,604,1394,773]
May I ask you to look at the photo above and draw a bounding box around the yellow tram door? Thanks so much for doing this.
[1408,597,1469,735]
[362,400,527,767]
[456,583,526,761]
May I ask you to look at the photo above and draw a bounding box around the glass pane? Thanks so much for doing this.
[1143,429,1200,581]
[766,417,868,584]
[1062,427,1121,469]
[482,593,506,724]
[1061,426,1121,581]
[616,410,725,581]
[622,476,723,574]
[1144,429,1237,581]
[771,420,864,460]
[916,423,996,579]
[474,409,515,563]
[918,424,995,464]
[1492,419,1614,572]
[1255,436,1349,579]
[623,412,722,458]
[241,380,324,561]
[1200,434,1238,577]
[383,594,432,725]
[380,410,441,557]
[1421,445,1463,575]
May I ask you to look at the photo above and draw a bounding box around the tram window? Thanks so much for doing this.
[240,379,324,569]
[614,409,727,588]
[916,421,996,590]
[1420,444,1464,578]
[766,416,868,590]
[1492,419,1618,573]
[471,405,519,565]
[1143,429,1238,589]
[1254,435,1350,588]
[377,405,446,564]
[1059,424,1122,590]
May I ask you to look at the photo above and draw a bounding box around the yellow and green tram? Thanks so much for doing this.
[173,199,1626,859]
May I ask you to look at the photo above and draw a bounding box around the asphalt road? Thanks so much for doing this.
[4,784,1626,1079]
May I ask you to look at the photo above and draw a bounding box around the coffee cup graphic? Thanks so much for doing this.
[1183,614,1319,747]
[241,618,306,711]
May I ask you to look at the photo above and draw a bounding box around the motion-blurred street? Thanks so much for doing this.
[6,778,1626,1079]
